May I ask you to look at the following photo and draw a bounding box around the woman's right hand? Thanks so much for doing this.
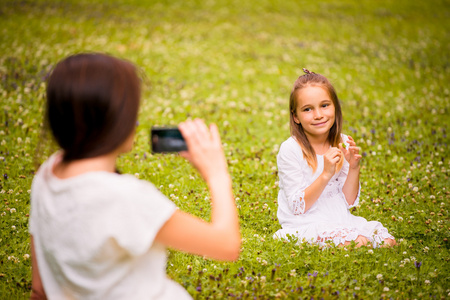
[156,119,240,261]
[178,119,229,184]
[322,147,342,179]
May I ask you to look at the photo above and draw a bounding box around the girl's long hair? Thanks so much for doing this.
[289,72,343,172]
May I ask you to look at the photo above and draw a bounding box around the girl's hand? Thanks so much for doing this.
[178,119,229,183]
[339,135,362,169]
[322,147,342,179]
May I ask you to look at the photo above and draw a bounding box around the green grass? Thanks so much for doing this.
[1,0,449,298]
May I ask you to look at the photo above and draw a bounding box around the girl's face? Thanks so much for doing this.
[292,85,336,140]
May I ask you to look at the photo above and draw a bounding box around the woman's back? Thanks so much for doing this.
[30,153,190,299]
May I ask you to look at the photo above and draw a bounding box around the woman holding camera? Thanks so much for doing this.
[30,53,240,299]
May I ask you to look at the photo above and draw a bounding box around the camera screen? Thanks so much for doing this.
[151,128,187,153]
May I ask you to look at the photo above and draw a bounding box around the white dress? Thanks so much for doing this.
[273,135,394,247]
[29,152,193,300]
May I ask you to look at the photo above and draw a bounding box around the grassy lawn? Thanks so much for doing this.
[0,0,449,298]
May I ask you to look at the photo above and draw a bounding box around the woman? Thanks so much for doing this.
[30,53,240,299]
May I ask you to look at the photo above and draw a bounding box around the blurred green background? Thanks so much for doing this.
[0,0,449,298]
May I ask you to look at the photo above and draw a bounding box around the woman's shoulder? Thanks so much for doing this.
[91,173,159,195]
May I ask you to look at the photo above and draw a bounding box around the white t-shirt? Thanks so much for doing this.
[29,153,192,299]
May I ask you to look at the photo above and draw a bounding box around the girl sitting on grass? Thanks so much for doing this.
[30,53,240,299]
[274,68,396,248]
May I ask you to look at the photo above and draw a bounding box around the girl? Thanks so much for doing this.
[274,69,396,248]
[30,53,240,299]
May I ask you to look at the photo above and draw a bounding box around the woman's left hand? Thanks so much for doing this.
[339,135,362,169]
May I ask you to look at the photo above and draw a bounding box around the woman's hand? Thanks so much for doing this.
[339,135,362,170]
[156,119,240,261]
[178,119,229,184]
[322,147,342,179]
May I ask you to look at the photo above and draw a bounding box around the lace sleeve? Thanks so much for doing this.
[277,138,311,215]
[289,189,306,215]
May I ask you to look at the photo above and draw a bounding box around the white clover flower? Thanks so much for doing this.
[425,280,431,285]
[345,254,349,257]
[134,173,139,178]
[256,257,261,262]
[260,276,266,282]
[368,249,374,254]
[383,287,389,292]
[403,251,407,255]
[289,269,296,277]
[355,287,360,290]
[377,274,383,280]
[413,187,419,192]
[169,184,174,189]
[424,246,429,253]
[10,208,16,213]
[11,225,16,230]
[399,264,404,267]
[23,254,30,260]
[1,212,6,217]
[202,268,207,272]
[262,260,268,266]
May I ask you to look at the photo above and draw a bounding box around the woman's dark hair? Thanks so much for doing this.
[45,53,141,162]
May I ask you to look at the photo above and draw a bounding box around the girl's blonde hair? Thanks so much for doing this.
[289,71,343,172]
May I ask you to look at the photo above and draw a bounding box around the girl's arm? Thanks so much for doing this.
[155,120,240,261]
[30,236,48,300]
[302,147,342,212]
[340,136,362,206]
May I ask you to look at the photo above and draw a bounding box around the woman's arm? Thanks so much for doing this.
[155,120,240,261]
[30,236,47,300]
[340,136,362,206]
